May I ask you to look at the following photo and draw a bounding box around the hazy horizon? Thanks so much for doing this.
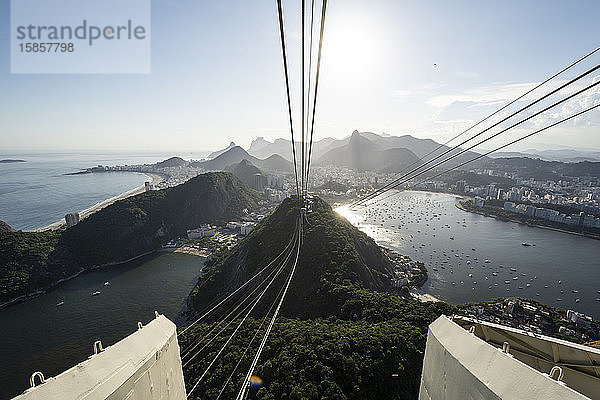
[1,0,599,153]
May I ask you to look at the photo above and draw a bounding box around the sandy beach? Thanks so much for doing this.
[410,287,441,302]
[171,245,211,257]
[34,172,164,232]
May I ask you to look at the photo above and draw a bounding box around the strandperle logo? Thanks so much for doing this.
[15,20,148,46]
[11,0,151,74]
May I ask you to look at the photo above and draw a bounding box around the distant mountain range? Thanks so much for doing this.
[150,131,600,181]
[480,157,600,181]
[316,131,422,172]
[490,148,600,163]
[247,130,484,171]
[192,146,293,173]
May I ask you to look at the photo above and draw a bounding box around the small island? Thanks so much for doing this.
[0,159,26,163]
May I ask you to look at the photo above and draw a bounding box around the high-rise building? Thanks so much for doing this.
[65,212,80,228]
[253,173,266,191]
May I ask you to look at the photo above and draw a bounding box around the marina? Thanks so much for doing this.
[338,190,600,319]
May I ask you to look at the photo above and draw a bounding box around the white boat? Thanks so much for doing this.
[484,259,491,263]
[56,301,64,307]
[104,281,110,286]
[92,291,101,296]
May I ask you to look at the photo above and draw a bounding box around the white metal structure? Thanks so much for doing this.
[419,315,600,400]
[13,313,186,400]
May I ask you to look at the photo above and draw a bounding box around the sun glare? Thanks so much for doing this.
[322,11,386,84]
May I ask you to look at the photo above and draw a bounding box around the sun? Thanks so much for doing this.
[321,8,387,84]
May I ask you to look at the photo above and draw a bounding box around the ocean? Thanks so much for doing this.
[0,152,183,230]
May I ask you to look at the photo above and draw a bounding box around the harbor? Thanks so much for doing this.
[337,190,600,319]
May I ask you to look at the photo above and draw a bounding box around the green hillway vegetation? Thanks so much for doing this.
[0,172,260,304]
[182,196,456,400]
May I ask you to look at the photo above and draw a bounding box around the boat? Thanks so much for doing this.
[92,291,101,296]
[521,242,533,246]
[484,259,491,263]
[56,301,64,307]
[572,290,578,293]
[575,298,580,303]
[104,281,110,286]
[513,277,518,280]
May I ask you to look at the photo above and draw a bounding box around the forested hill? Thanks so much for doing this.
[182,196,455,399]
[0,172,260,305]
[62,172,260,266]
[189,195,395,318]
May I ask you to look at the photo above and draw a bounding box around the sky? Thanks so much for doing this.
[1,0,599,154]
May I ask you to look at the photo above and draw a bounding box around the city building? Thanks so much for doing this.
[474,196,485,208]
[253,173,267,191]
[240,222,255,235]
[186,224,216,239]
[64,212,80,228]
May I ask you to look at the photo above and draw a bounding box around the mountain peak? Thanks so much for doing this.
[207,142,239,159]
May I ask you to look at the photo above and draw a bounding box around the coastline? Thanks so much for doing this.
[34,172,164,232]
[0,244,207,310]
[455,200,600,241]
[410,287,440,302]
